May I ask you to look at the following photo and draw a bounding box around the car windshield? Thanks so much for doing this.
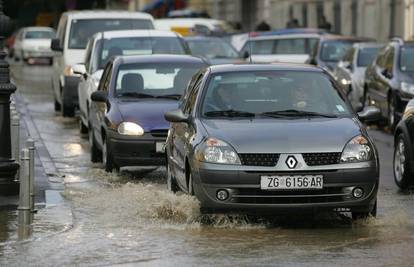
[357,47,381,67]
[68,19,153,49]
[25,30,55,39]
[202,71,351,118]
[97,37,186,69]
[400,46,414,72]
[248,37,318,55]
[115,62,205,98]
[187,39,239,58]
[320,41,355,62]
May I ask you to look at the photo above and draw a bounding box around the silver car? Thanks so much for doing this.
[165,64,381,220]
[334,42,382,110]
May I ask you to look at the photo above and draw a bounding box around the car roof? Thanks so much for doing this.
[208,63,323,74]
[62,10,153,20]
[93,30,181,40]
[250,33,323,41]
[113,54,207,65]
[319,35,375,42]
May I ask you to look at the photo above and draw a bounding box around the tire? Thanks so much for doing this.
[388,95,397,130]
[393,134,412,189]
[79,119,88,134]
[54,99,61,111]
[352,200,377,220]
[103,138,117,173]
[167,164,179,193]
[89,126,102,163]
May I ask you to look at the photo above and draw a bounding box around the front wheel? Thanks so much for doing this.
[89,127,102,163]
[102,138,118,173]
[54,99,61,111]
[388,95,397,130]
[394,134,412,189]
[61,104,75,117]
[352,200,377,220]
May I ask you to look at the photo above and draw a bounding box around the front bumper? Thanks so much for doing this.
[192,162,379,214]
[107,130,167,167]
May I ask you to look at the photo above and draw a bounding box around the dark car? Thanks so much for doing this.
[364,39,414,129]
[307,35,374,73]
[165,64,381,219]
[89,55,207,172]
[394,99,414,189]
[185,36,242,65]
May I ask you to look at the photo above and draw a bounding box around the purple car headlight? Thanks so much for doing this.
[118,122,144,136]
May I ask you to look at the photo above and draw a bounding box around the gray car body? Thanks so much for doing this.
[166,64,379,214]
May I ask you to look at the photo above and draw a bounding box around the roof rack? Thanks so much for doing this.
[390,37,404,44]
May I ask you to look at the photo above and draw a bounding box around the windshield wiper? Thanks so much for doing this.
[261,109,338,118]
[204,109,255,118]
[118,92,156,98]
[156,94,182,100]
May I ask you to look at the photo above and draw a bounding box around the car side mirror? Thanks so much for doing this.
[357,106,381,122]
[73,63,86,75]
[51,38,63,52]
[165,109,189,123]
[91,91,107,102]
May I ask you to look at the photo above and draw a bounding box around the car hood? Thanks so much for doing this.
[116,99,178,131]
[201,117,361,153]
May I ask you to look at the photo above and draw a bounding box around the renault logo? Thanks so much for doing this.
[285,156,298,169]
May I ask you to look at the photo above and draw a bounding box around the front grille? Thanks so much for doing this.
[239,153,280,167]
[150,130,168,138]
[302,152,342,166]
[232,187,347,204]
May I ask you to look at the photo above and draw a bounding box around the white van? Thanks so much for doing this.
[51,10,154,117]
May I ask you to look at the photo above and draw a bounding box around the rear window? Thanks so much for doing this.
[248,38,318,55]
[25,31,55,39]
[400,46,414,72]
[96,37,186,69]
[68,19,154,49]
[357,47,381,67]
[320,41,355,62]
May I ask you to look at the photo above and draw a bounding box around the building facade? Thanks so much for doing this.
[186,0,414,41]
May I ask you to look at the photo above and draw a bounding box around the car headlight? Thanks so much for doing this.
[340,135,372,163]
[401,82,414,95]
[340,78,351,86]
[198,137,241,165]
[117,122,144,136]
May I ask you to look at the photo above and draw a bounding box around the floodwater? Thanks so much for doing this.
[1,62,414,267]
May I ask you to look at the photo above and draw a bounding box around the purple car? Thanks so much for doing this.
[89,55,207,172]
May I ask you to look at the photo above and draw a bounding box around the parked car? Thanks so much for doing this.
[154,18,235,36]
[89,55,207,172]
[51,10,154,117]
[364,39,414,129]
[165,63,381,219]
[239,32,325,63]
[13,27,56,65]
[184,36,242,64]
[333,42,382,110]
[76,30,190,134]
[307,35,374,73]
[394,99,414,189]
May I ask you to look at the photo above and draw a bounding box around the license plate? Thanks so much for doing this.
[156,142,165,153]
[260,175,323,190]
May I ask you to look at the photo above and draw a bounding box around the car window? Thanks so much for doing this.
[68,19,154,49]
[98,63,112,91]
[84,39,93,72]
[187,39,239,58]
[102,64,113,92]
[274,38,306,54]
[384,47,395,73]
[357,47,381,67]
[320,41,355,62]
[201,71,351,117]
[342,47,355,63]
[399,46,414,72]
[24,30,55,39]
[114,62,206,97]
[250,39,274,54]
[97,37,186,69]
[183,74,203,114]
[376,46,388,68]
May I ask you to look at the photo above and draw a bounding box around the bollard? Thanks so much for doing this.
[11,113,20,182]
[18,148,31,225]
[26,139,35,214]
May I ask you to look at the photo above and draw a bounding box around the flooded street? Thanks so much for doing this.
[1,62,414,267]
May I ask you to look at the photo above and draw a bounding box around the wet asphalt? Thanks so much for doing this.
[0,62,413,267]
